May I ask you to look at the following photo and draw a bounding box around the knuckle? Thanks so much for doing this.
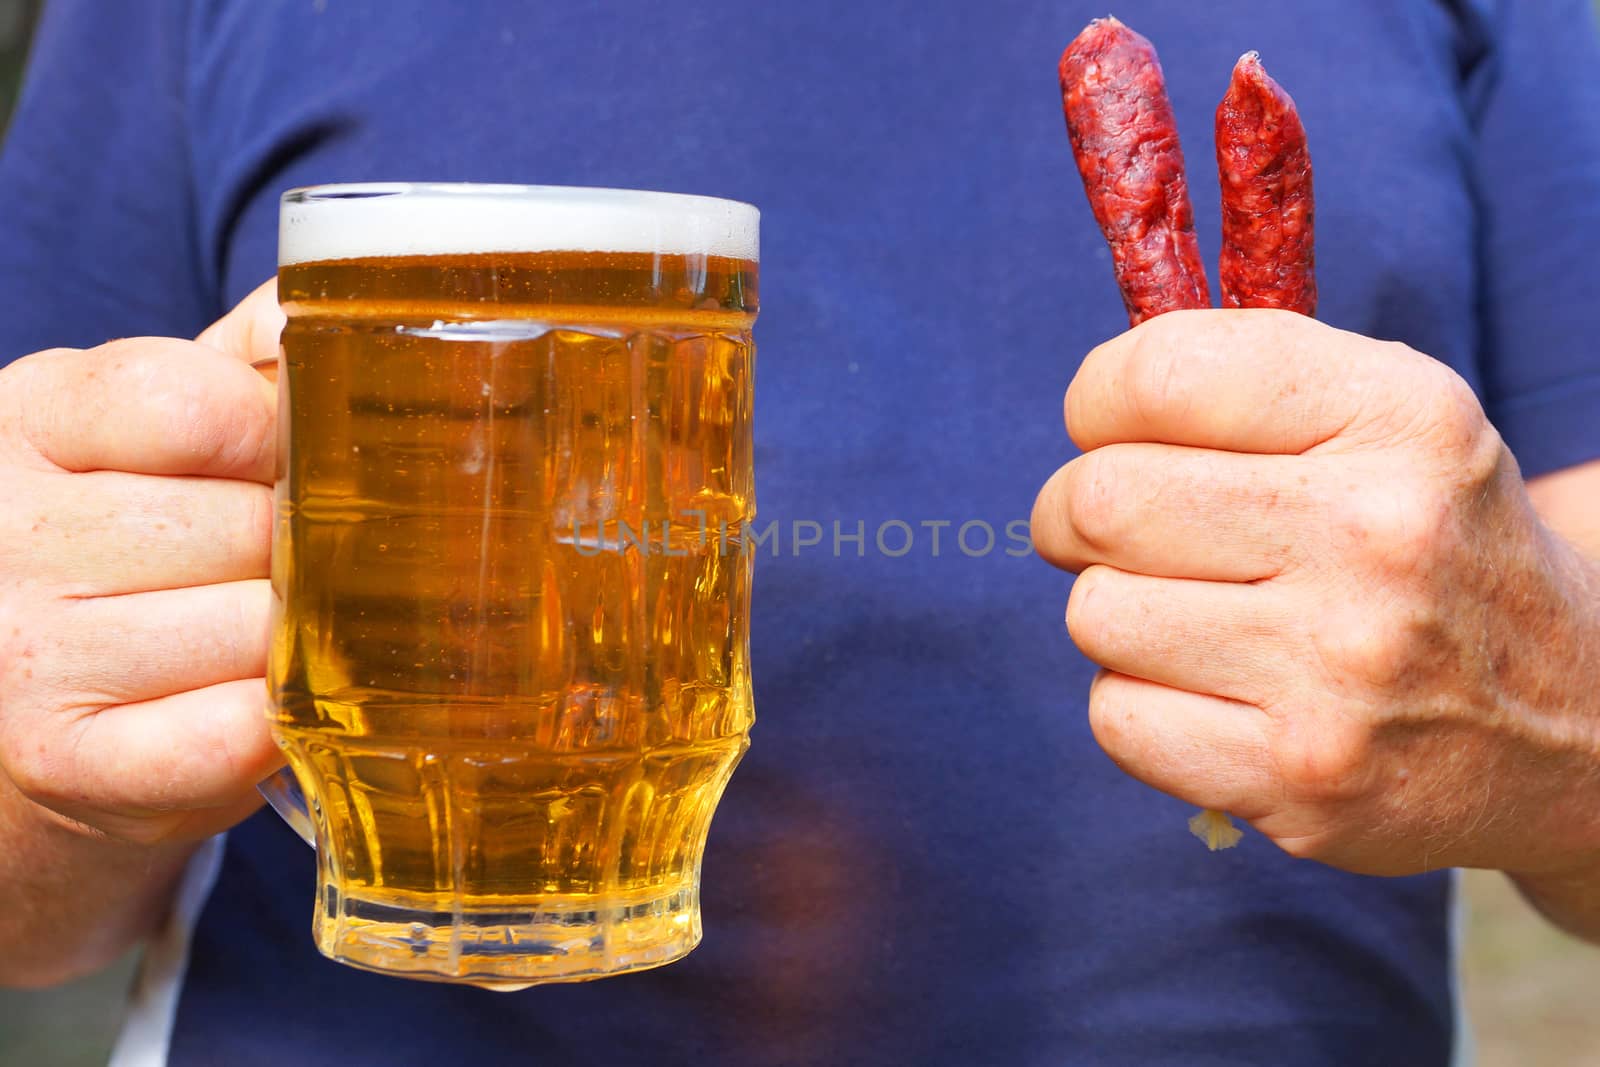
[1065,452,1127,556]
[0,730,66,807]
[1462,431,1509,498]
[1388,356,1494,457]
[1065,565,1110,650]
[6,349,77,456]
[1326,481,1447,573]
[1124,320,1187,427]
[1423,368,1505,492]
[143,378,230,469]
[1426,365,1486,448]
[91,340,236,473]
[236,484,276,567]
[1085,671,1129,751]
[1271,714,1373,804]
[230,399,275,477]
[1376,338,1423,370]
[208,385,275,481]
[1062,385,1080,441]
[1,346,75,385]
[1312,601,1418,692]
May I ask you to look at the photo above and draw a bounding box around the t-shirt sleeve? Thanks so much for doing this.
[1470,0,1600,479]
[0,0,213,368]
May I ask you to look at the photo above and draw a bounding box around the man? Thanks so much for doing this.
[1,1,1598,1064]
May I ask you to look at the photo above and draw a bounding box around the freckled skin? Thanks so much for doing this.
[1059,17,1211,326]
[1216,53,1316,316]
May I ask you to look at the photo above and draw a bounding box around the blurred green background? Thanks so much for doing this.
[3,0,1600,1064]
[0,0,37,137]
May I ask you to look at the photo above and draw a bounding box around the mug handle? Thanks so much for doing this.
[260,767,316,848]
[249,350,315,849]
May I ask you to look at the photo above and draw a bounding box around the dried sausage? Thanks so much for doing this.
[1216,52,1317,315]
[1059,17,1212,326]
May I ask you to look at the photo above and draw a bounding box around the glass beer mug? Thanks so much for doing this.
[258,183,758,986]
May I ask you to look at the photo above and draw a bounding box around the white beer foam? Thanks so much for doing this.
[279,183,759,266]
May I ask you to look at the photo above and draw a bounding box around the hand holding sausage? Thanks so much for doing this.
[1059,22,1321,846]
[1030,310,1600,883]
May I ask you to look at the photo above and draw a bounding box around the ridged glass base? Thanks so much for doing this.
[314,884,702,988]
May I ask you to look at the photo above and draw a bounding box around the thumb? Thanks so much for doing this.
[196,278,284,368]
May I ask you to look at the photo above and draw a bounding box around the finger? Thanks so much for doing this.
[43,789,268,848]
[1064,308,1431,454]
[195,278,284,365]
[24,472,271,594]
[145,790,268,845]
[1066,564,1290,703]
[50,580,270,704]
[1031,443,1304,580]
[25,678,280,819]
[1088,669,1277,820]
[17,340,277,483]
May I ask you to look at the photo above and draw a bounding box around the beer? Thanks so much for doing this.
[268,184,758,985]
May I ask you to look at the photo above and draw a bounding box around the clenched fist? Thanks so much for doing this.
[0,282,284,847]
[1032,310,1600,892]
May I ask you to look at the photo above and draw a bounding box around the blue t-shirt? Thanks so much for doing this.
[5,2,1600,1064]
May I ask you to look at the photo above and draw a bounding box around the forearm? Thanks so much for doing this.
[0,768,193,988]
[1512,468,1600,943]
[1512,860,1600,945]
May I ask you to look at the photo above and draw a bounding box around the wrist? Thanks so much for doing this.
[0,766,194,987]
[1460,516,1600,864]
[1500,533,1600,883]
